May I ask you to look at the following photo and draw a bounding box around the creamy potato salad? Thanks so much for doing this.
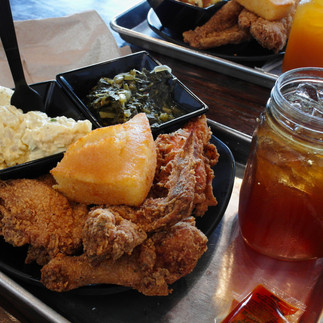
[0,86,92,170]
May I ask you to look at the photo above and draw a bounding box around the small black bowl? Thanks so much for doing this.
[0,81,92,180]
[56,51,208,134]
[147,0,227,34]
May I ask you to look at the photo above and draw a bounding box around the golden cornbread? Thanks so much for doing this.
[51,113,157,206]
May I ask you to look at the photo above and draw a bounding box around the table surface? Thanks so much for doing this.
[1,0,321,322]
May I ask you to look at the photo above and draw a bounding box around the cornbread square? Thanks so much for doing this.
[51,113,156,206]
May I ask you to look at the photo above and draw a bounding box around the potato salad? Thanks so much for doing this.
[0,86,92,170]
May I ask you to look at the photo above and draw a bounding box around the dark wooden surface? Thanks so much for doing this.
[149,51,271,135]
[1,0,273,321]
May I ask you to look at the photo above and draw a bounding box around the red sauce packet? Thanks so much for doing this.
[221,284,300,322]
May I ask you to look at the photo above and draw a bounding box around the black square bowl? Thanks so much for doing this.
[56,51,208,134]
[0,81,93,180]
[147,0,227,34]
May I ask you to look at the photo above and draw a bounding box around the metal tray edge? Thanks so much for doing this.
[0,272,69,323]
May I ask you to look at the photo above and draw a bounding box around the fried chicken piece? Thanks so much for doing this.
[25,245,52,266]
[41,219,208,295]
[183,0,250,49]
[81,116,218,261]
[0,178,88,265]
[183,0,299,52]
[238,0,300,53]
[237,7,258,29]
[154,114,219,216]
[82,208,147,262]
[82,133,196,261]
[198,24,250,49]
[113,115,218,229]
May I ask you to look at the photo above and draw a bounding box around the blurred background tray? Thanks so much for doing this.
[110,1,283,89]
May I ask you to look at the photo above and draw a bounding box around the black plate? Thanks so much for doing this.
[0,132,235,295]
[147,8,284,63]
[147,0,228,34]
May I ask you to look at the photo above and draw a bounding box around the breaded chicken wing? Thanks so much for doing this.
[83,208,147,262]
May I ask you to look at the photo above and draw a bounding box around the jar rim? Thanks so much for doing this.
[273,67,323,132]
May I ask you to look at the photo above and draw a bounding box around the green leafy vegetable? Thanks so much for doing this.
[85,67,185,127]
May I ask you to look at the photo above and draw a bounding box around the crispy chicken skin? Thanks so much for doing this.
[82,115,218,261]
[82,208,147,262]
[183,0,250,49]
[41,219,208,296]
[0,177,88,265]
[238,0,300,53]
[154,114,219,216]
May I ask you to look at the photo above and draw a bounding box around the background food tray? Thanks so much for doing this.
[1,119,322,322]
[110,1,283,89]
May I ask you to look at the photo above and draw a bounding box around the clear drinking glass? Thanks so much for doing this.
[282,0,323,71]
[238,68,323,261]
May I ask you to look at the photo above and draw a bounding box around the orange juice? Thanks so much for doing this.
[282,0,323,71]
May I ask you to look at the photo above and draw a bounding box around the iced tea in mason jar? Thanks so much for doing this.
[238,68,323,261]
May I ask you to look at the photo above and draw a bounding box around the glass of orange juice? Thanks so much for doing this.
[238,68,323,261]
[282,0,323,71]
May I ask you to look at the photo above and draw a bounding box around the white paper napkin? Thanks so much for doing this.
[0,10,128,88]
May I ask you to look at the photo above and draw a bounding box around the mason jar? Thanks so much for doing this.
[238,67,323,261]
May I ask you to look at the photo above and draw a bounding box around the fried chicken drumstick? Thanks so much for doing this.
[41,219,208,296]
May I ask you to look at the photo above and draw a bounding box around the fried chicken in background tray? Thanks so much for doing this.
[183,0,300,53]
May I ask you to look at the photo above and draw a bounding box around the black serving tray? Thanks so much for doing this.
[56,51,208,133]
